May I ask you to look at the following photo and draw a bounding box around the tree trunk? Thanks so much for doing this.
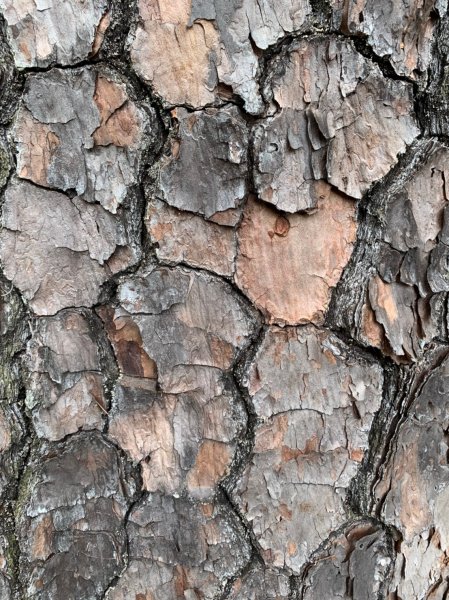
[0,0,448,598]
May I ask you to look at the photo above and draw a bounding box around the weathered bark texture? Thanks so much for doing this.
[1,0,449,599]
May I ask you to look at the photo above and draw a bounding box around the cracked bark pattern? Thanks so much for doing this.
[0,1,449,599]
[254,36,418,211]
[335,0,447,80]
[231,326,383,573]
[0,0,110,68]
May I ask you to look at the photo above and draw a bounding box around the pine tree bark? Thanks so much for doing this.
[0,0,448,598]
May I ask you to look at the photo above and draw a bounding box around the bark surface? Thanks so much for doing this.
[0,0,449,598]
